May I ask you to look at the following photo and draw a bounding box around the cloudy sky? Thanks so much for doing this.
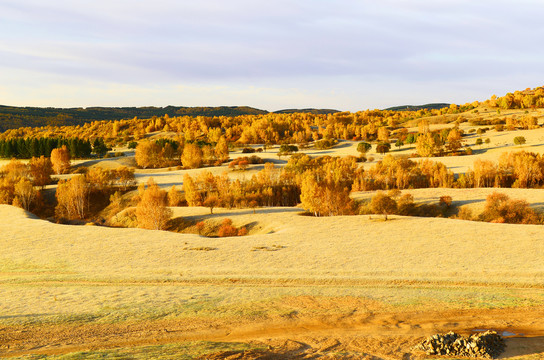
[1,0,543,111]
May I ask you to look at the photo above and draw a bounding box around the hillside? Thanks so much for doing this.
[0,105,268,131]
[384,103,451,111]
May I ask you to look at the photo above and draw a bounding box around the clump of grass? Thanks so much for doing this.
[183,247,216,251]
[251,245,286,251]
[26,341,261,359]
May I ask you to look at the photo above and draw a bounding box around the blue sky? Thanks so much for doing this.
[1,0,543,111]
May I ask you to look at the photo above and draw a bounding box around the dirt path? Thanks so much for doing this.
[1,307,543,359]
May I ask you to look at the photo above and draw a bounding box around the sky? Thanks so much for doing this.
[1,0,543,112]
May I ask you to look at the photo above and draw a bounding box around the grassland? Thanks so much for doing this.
[1,106,544,359]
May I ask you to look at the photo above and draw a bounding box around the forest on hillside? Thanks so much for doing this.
[0,105,269,131]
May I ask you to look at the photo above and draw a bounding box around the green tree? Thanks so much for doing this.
[357,142,372,154]
[514,136,526,146]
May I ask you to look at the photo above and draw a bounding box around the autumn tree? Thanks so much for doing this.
[29,156,53,189]
[167,186,183,206]
[480,192,538,224]
[446,128,462,152]
[183,173,202,206]
[416,132,437,157]
[50,146,71,174]
[136,179,172,230]
[214,136,229,163]
[114,166,136,190]
[55,175,89,220]
[14,178,36,211]
[370,192,397,220]
[377,127,389,142]
[181,143,203,169]
[135,141,162,169]
[473,159,497,187]
[376,142,391,155]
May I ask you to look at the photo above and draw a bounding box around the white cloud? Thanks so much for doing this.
[1,0,543,110]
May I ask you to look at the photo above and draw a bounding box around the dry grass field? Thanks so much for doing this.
[1,107,544,359]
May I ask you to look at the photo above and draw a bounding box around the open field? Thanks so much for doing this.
[2,108,544,358]
[1,202,544,358]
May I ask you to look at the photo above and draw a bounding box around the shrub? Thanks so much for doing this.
[241,147,256,153]
[514,136,526,146]
[357,142,372,154]
[480,192,539,224]
[218,218,239,237]
[439,195,452,208]
[314,139,336,150]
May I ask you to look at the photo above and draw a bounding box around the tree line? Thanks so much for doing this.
[0,137,99,159]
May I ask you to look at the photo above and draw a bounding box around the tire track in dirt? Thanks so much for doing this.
[1,307,543,358]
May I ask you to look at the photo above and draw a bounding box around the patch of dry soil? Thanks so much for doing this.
[1,305,543,359]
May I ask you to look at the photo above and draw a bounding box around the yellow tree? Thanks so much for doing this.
[55,175,89,220]
[181,143,203,169]
[446,128,462,153]
[29,156,53,189]
[51,146,71,174]
[136,179,172,230]
[377,127,390,143]
[167,185,183,206]
[14,178,36,211]
[135,141,162,169]
[416,132,436,157]
[183,174,202,206]
[214,136,229,163]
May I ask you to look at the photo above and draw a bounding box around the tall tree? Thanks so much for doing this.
[136,179,172,230]
[50,146,71,174]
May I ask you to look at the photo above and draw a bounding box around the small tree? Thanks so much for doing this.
[370,192,397,220]
[203,194,219,214]
[405,133,417,148]
[376,142,391,155]
[475,138,483,147]
[394,139,404,150]
[439,195,453,208]
[514,136,526,146]
[357,142,372,154]
[167,186,183,206]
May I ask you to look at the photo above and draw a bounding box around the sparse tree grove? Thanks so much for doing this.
[1,86,544,227]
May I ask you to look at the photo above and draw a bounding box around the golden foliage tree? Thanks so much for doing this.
[181,143,203,169]
[14,178,36,211]
[370,191,397,220]
[135,141,162,169]
[136,179,172,230]
[446,128,462,153]
[29,156,53,189]
[55,175,89,220]
[416,132,437,157]
[51,146,71,174]
[214,136,229,163]
[167,185,183,206]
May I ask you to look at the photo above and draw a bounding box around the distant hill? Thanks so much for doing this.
[0,105,268,131]
[273,108,340,115]
[384,103,450,111]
